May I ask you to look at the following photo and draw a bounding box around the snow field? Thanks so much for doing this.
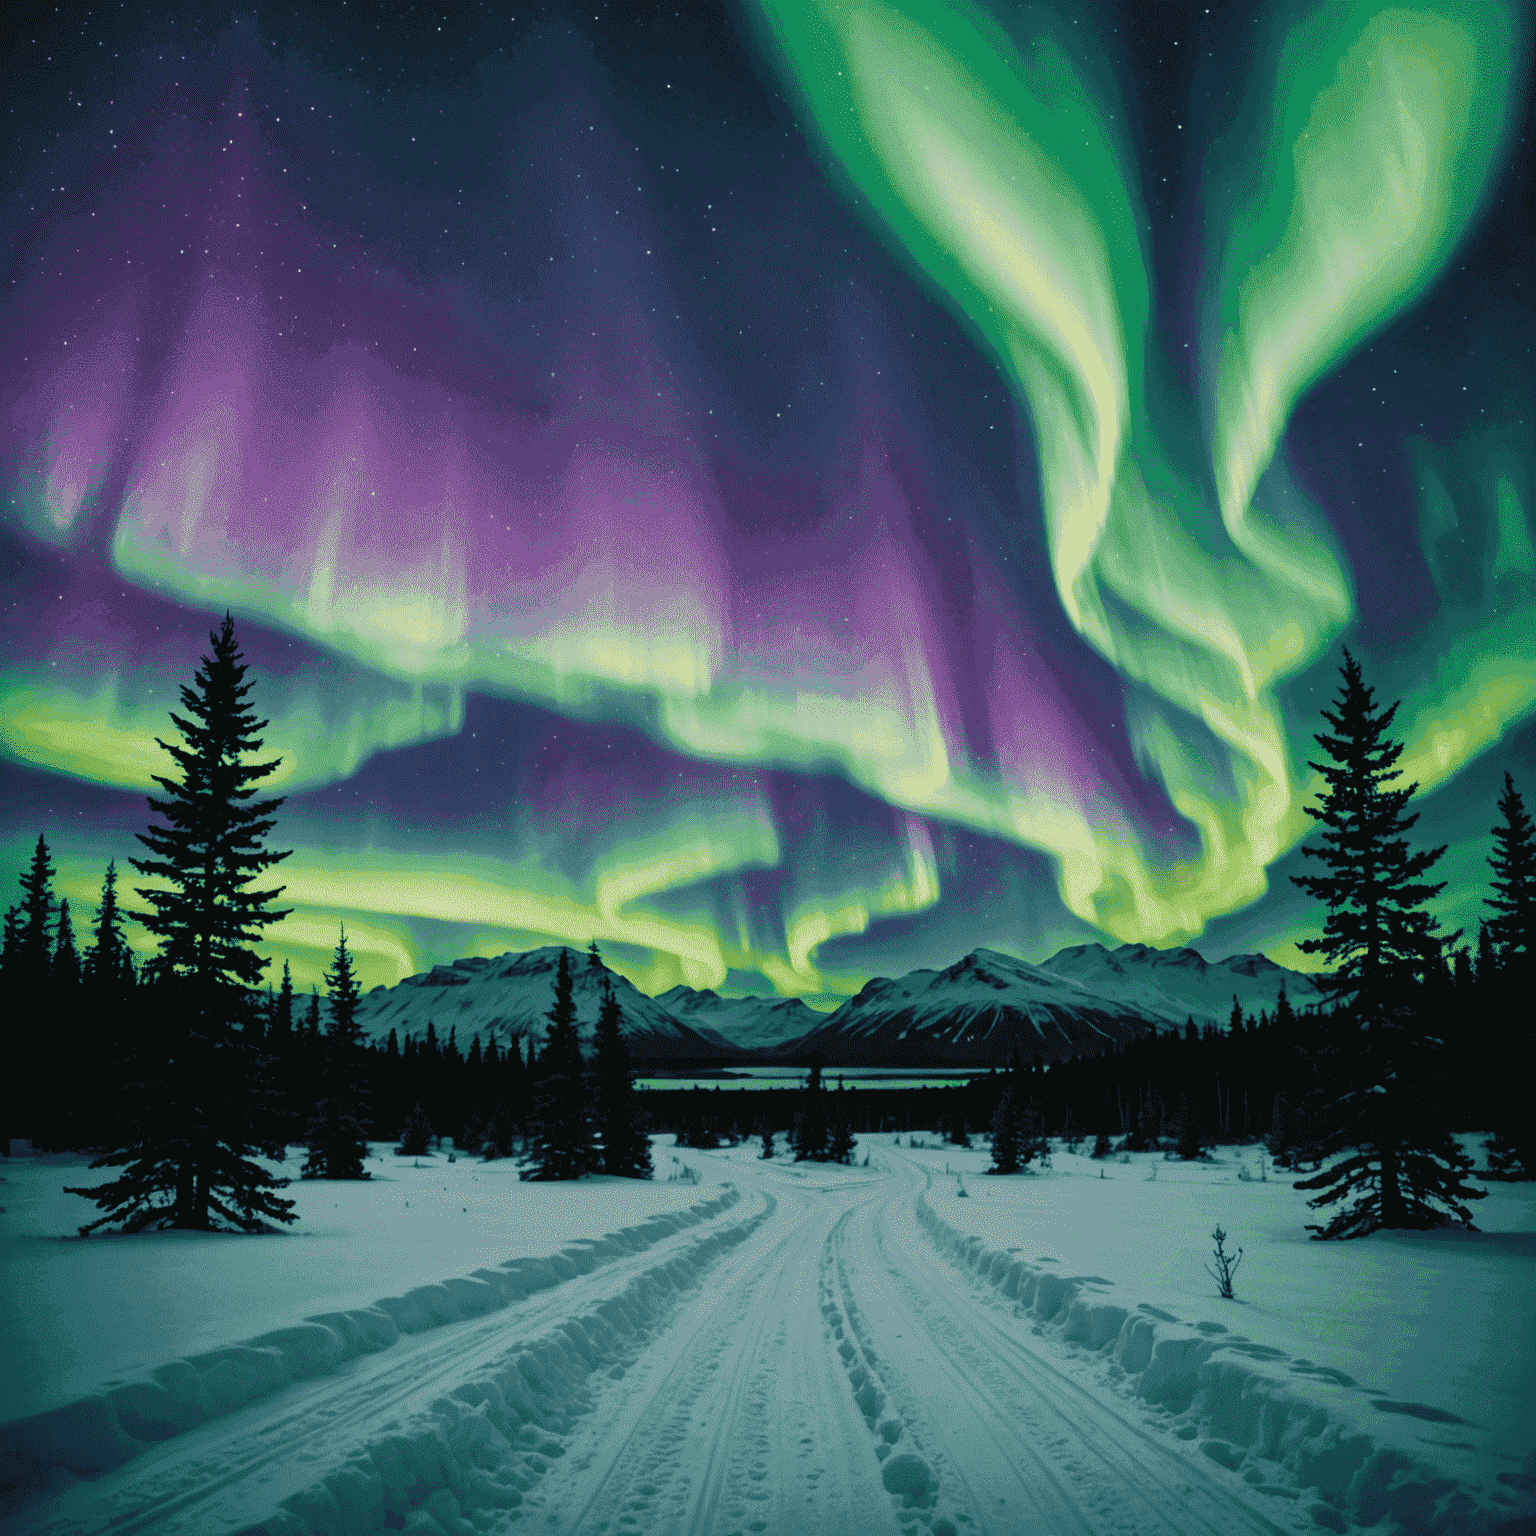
[229,1187,779,1536]
[902,1136,1536,1535]
[0,1144,727,1429]
[3,1133,1531,1536]
[0,1144,742,1502]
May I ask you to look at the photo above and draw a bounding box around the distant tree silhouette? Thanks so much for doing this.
[591,977,651,1178]
[825,1083,856,1165]
[1290,651,1484,1237]
[304,926,371,1180]
[523,949,593,1180]
[17,834,57,987]
[1485,774,1535,1177]
[83,862,135,1000]
[988,1086,1023,1174]
[52,898,80,988]
[483,1100,516,1160]
[77,861,137,1149]
[1174,1092,1207,1161]
[397,1102,432,1156]
[791,1054,828,1160]
[68,615,296,1234]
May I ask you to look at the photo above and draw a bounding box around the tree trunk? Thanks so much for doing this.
[1380,1138,1404,1228]
[174,1156,197,1227]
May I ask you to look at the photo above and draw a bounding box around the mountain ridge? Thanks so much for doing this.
[352,941,1323,1068]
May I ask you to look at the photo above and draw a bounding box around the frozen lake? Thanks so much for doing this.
[634,1067,990,1092]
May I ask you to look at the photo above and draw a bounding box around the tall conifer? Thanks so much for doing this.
[791,1055,828,1161]
[68,615,296,1233]
[18,834,56,986]
[523,949,593,1179]
[1290,652,1483,1237]
[304,926,371,1179]
[1485,775,1535,1177]
[591,977,651,1178]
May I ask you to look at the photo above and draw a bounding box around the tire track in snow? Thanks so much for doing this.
[822,1163,1093,1536]
[842,1152,1305,1536]
[531,1166,901,1536]
[0,1189,769,1536]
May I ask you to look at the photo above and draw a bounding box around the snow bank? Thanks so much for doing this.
[911,1151,1536,1536]
[207,1191,776,1536]
[0,1180,741,1500]
[0,1144,724,1425]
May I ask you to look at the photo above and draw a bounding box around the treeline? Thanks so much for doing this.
[4,634,1533,1241]
[0,854,653,1174]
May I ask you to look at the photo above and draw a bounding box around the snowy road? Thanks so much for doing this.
[6,1149,1321,1536]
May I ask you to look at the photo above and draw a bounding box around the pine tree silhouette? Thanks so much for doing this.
[397,1102,432,1156]
[52,898,80,988]
[1290,651,1484,1237]
[303,926,371,1180]
[791,1054,828,1160]
[78,861,137,1151]
[68,615,296,1234]
[523,949,593,1180]
[988,1087,1023,1174]
[591,977,652,1178]
[17,834,57,987]
[1485,774,1535,1177]
[39,897,83,1150]
[83,862,136,1000]
[825,1082,856,1165]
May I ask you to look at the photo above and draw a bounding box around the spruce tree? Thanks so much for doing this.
[39,897,84,1150]
[591,977,652,1178]
[67,614,296,1234]
[1290,651,1484,1237]
[272,959,295,1039]
[1018,1099,1051,1167]
[791,1055,828,1161]
[1487,774,1536,967]
[1484,775,1535,1177]
[303,926,371,1180]
[825,1085,856,1165]
[7,835,57,1150]
[83,862,136,1000]
[483,1100,516,1160]
[52,898,81,988]
[988,1087,1023,1174]
[17,834,57,986]
[1275,983,1295,1033]
[523,949,594,1179]
[397,1103,432,1156]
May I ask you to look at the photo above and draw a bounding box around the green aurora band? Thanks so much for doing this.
[748,0,1532,941]
[2,3,1532,1000]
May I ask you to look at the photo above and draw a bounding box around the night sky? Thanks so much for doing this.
[3,0,1532,1009]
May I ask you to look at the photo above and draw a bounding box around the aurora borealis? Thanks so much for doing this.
[3,0,1532,1009]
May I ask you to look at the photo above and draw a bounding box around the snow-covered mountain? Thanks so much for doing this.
[354,948,734,1063]
[654,985,827,1051]
[353,941,1322,1069]
[769,944,1323,1067]
[1039,943,1324,1031]
[774,949,1149,1066]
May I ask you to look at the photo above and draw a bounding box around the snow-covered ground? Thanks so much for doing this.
[0,1136,1532,1535]
[0,1145,721,1429]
